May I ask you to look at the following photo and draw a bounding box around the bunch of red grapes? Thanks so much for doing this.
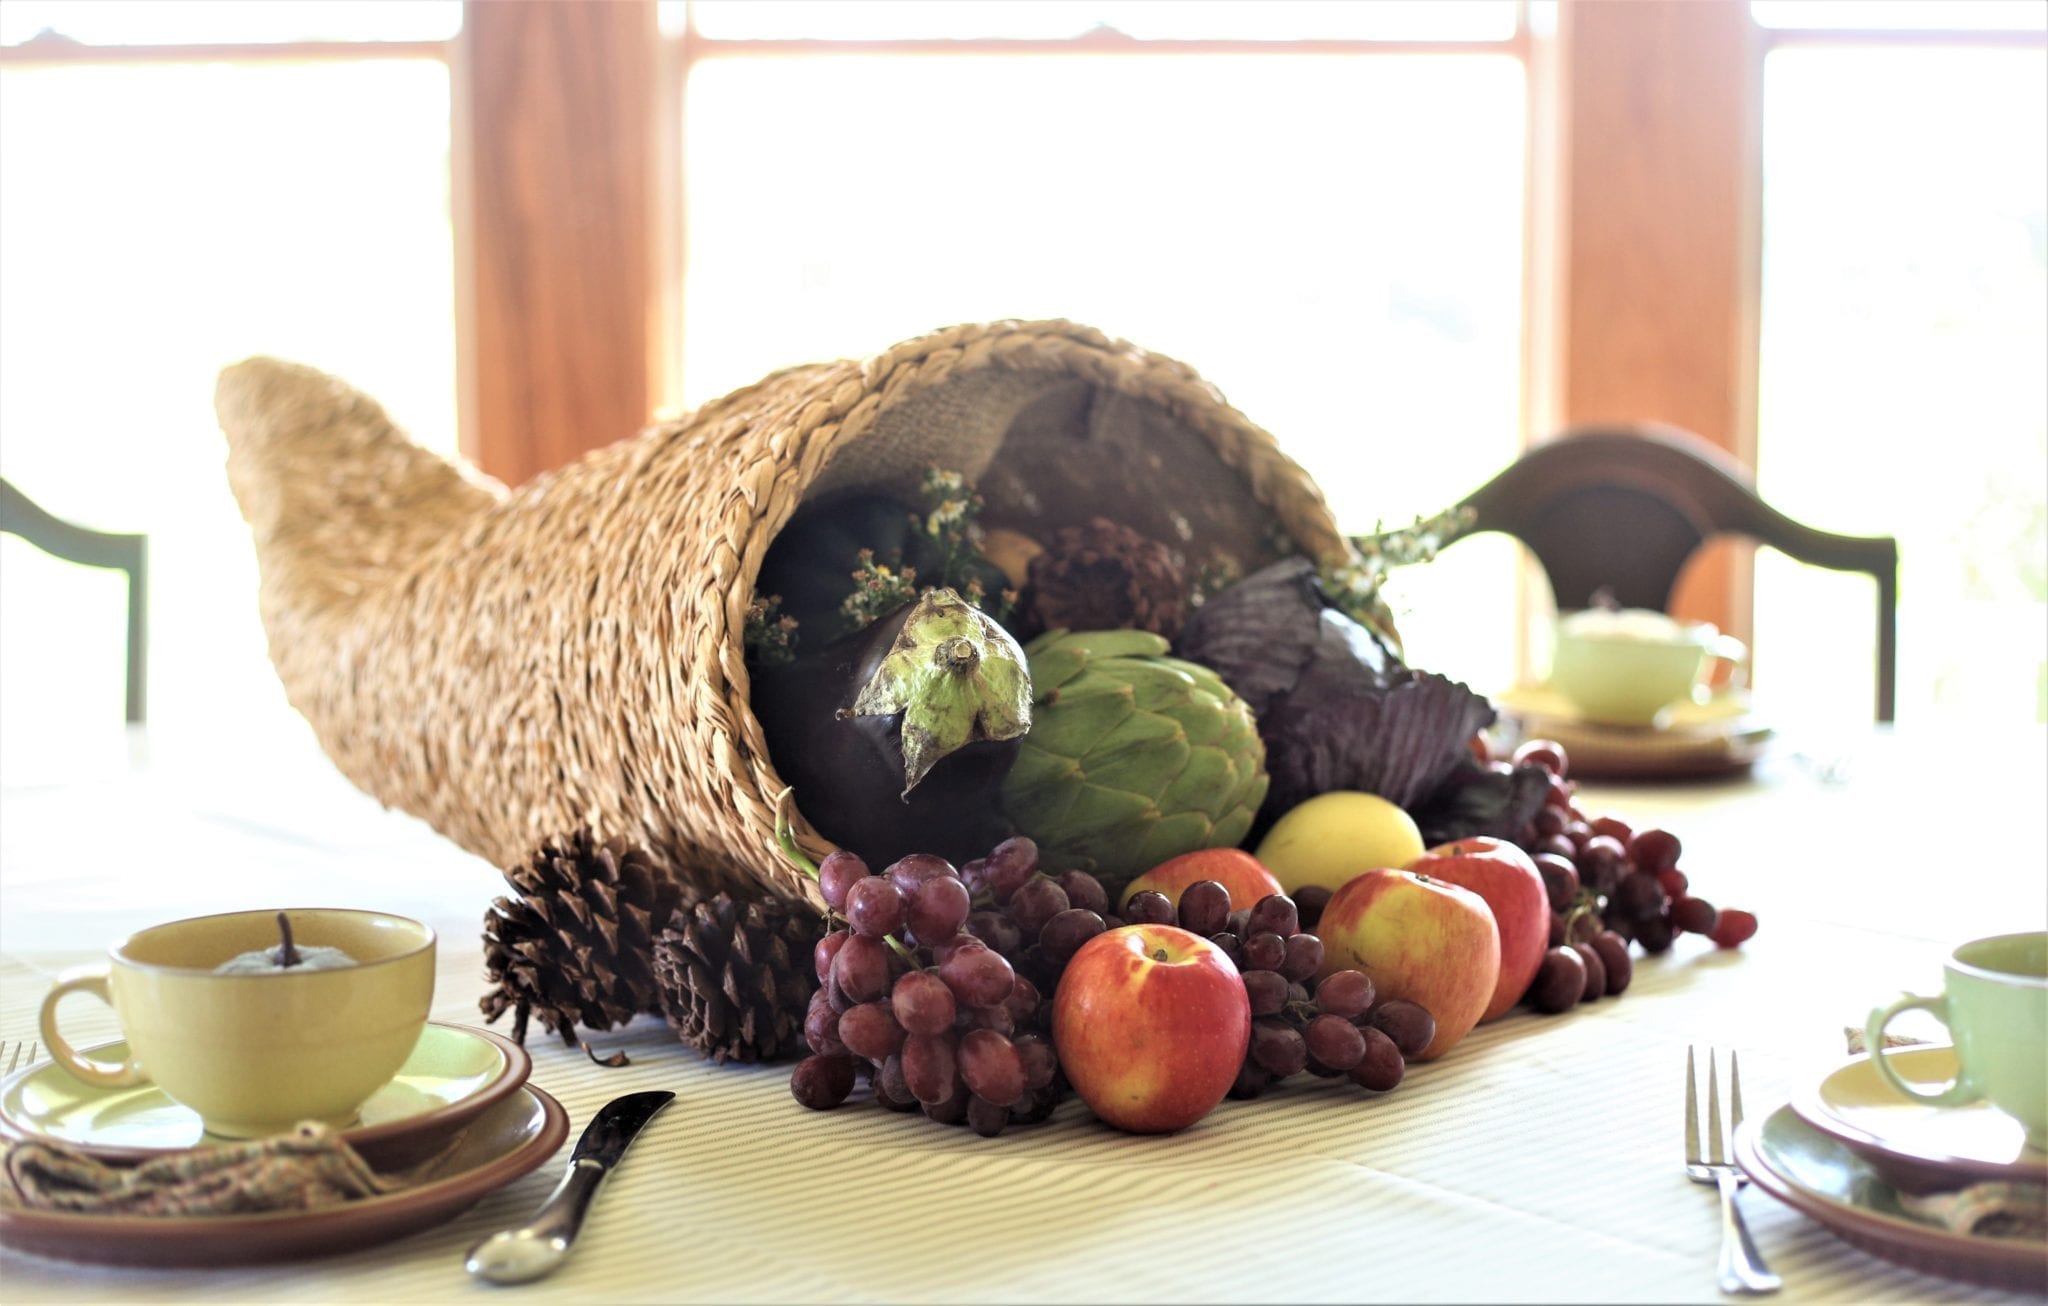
[791,835,1100,1137]
[1122,881,1436,1097]
[1508,738,1759,1014]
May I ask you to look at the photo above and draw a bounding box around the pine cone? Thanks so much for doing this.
[654,893,824,1064]
[1022,517,1188,639]
[480,833,683,1045]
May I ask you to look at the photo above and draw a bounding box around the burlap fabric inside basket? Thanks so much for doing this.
[217,319,1350,906]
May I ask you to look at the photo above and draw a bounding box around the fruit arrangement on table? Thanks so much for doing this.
[474,464,1759,1139]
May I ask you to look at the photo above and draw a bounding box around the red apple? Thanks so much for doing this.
[1408,837,1549,1023]
[1314,869,1499,1061]
[1052,924,1251,1133]
[1119,849,1283,915]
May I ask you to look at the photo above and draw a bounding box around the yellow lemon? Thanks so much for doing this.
[1255,791,1427,896]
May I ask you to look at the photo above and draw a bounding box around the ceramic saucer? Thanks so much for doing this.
[0,1022,529,1170]
[1736,1105,2047,1291]
[1496,684,1773,780]
[0,1081,566,1267]
[1791,1046,2048,1194]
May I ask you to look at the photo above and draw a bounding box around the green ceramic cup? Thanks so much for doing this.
[1865,931,2048,1151]
[38,908,435,1138]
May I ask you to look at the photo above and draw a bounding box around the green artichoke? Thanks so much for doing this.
[999,629,1268,901]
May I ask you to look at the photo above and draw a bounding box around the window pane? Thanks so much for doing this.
[684,1,1517,41]
[1756,47,2047,727]
[1752,2,2046,32]
[0,62,456,775]
[681,53,1526,690]
[1,1,460,46]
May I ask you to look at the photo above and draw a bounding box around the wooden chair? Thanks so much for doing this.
[0,477,149,723]
[1456,424,1898,722]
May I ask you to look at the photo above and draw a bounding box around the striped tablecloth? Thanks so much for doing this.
[1,723,2043,1302]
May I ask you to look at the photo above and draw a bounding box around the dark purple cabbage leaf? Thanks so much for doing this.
[1408,758,1554,848]
[1177,558,1542,842]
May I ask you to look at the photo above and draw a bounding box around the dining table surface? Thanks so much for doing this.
[1,711,2043,1303]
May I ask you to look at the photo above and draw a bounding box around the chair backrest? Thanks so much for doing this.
[1456,424,1898,722]
[0,477,149,723]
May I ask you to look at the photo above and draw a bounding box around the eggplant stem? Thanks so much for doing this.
[770,786,820,879]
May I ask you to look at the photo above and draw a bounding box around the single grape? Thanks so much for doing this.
[964,910,1024,958]
[1570,943,1606,1003]
[846,876,906,938]
[1529,947,1586,1013]
[1636,914,1676,953]
[1242,968,1288,1017]
[1577,835,1627,889]
[1245,894,1300,940]
[1226,908,1252,937]
[1293,884,1332,932]
[966,1093,1010,1137]
[1532,805,1569,840]
[1537,834,1578,863]
[1228,1061,1275,1100]
[959,1028,1026,1107]
[1122,890,1174,927]
[1672,896,1718,936]
[817,851,871,913]
[840,1001,907,1060]
[1349,1026,1404,1092]
[1708,908,1758,949]
[1101,914,1125,930]
[906,876,972,946]
[938,941,1017,1008]
[1009,1082,1063,1124]
[1242,931,1286,973]
[1280,932,1323,982]
[923,1085,969,1126]
[832,933,892,1003]
[1249,1017,1308,1079]
[1208,932,1245,969]
[1531,853,1580,912]
[1177,880,1232,936]
[1038,907,1106,963]
[892,969,956,1037]
[984,836,1040,902]
[804,991,848,1057]
[1549,911,1568,947]
[886,853,957,899]
[1367,999,1436,1058]
[958,858,989,897]
[1305,1014,1367,1073]
[1014,1032,1057,1092]
[877,1053,917,1111]
[1512,738,1569,776]
[824,971,853,1014]
[1055,870,1109,917]
[1589,814,1633,846]
[1615,870,1668,922]
[1285,980,1311,1006]
[965,1004,1015,1037]
[1003,975,1042,1027]
[902,1032,959,1105]
[790,1054,857,1109]
[1314,968,1375,1019]
[814,928,850,982]
[1589,931,1632,994]
[1629,828,1682,873]
[930,931,980,967]
[1565,820,1595,855]
[1008,876,1070,936]
[1543,772,1576,810]
[1657,867,1690,898]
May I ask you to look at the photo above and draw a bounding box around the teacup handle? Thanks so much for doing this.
[1698,634,1750,698]
[1863,993,1976,1107]
[38,965,145,1089]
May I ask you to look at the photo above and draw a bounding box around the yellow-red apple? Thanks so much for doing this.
[1120,849,1283,915]
[1053,924,1250,1133]
[1314,868,1499,1061]
[1408,837,1549,1023]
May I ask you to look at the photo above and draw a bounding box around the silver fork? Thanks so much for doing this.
[1,1040,39,1076]
[1686,1047,1781,1295]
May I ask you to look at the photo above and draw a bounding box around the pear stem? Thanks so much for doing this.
[274,912,301,969]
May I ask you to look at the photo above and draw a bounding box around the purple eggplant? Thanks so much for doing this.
[750,588,1031,868]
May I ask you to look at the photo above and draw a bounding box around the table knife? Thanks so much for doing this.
[464,1089,674,1285]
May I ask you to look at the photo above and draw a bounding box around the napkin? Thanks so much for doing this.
[2,1123,401,1217]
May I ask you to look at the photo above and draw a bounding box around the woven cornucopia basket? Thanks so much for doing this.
[217,319,1351,907]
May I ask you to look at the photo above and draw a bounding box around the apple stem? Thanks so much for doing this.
[274,912,301,968]
[1152,948,1169,962]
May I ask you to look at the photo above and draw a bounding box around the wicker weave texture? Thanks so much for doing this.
[217,319,1348,904]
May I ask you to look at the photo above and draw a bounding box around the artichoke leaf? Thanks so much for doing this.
[845,588,1033,796]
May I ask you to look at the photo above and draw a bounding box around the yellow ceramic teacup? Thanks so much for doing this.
[38,908,435,1138]
[1865,931,2048,1151]
[1549,608,1747,726]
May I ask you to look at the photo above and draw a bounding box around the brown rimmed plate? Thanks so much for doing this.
[1736,1104,2048,1292]
[1791,1047,2048,1194]
[0,1022,529,1171]
[0,1081,566,1266]
[1498,685,1773,779]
